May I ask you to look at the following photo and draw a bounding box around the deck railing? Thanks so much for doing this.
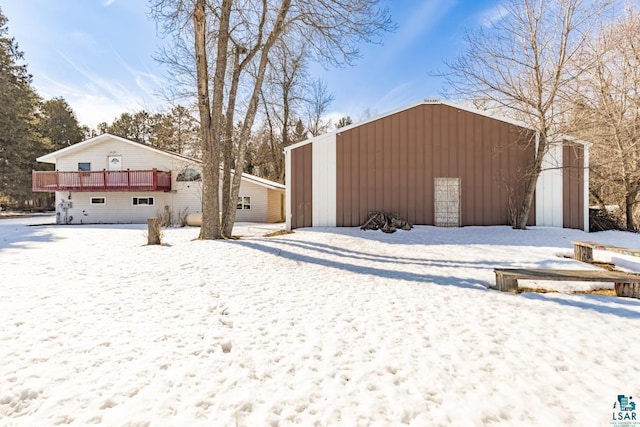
[32,170,172,192]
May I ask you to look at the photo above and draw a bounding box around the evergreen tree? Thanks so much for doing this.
[38,97,84,150]
[336,116,353,129]
[292,119,308,143]
[153,105,201,157]
[0,8,50,208]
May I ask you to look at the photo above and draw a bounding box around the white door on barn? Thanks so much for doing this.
[434,177,461,227]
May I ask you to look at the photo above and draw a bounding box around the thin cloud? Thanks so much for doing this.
[109,47,164,99]
[69,31,97,47]
[43,52,163,127]
[327,81,416,127]
[103,0,116,6]
[392,0,459,49]
[479,3,509,27]
[58,51,134,100]
[36,73,137,127]
[372,81,415,113]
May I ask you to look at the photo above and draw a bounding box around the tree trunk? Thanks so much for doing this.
[222,0,292,238]
[220,48,242,238]
[625,191,637,231]
[193,0,222,240]
[514,134,546,229]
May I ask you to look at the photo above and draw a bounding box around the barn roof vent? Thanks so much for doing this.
[423,98,441,103]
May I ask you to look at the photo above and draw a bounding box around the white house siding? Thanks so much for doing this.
[56,186,202,224]
[311,134,337,227]
[235,180,271,222]
[267,189,285,223]
[52,137,203,224]
[55,138,199,175]
[45,135,284,224]
[536,143,564,228]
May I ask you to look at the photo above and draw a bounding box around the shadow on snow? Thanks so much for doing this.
[233,236,640,320]
[521,292,640,319]
[234,239,494,291]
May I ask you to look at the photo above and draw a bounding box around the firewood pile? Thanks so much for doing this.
[360,212,413,233]
[589,208,622,232]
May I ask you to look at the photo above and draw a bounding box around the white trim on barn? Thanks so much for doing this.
[285,149,292,230]
[584,145,590,232]
[312,133,337,227]
[536,142,564,228]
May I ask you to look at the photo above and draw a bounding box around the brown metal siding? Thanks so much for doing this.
[336,103,536,227]
[290,144,312,229]
[563,143,584,230]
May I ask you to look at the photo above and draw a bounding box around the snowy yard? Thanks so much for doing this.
[1,216,640,426]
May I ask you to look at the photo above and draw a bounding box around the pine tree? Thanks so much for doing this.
[336,116,353,129]
[38,97,84,150]
[0,7,50,208]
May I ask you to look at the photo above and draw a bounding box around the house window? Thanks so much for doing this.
[176,168,201,182]
[237,196,251,210]
[78,162,91,171]
[133,197,155,206]
[90,197,106,205]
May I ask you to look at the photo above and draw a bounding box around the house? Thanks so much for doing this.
[32,133,285,224]
[284,100,589,231]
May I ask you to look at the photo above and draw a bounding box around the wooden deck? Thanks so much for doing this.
[32,170,172,192]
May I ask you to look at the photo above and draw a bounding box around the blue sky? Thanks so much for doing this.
[1,0,504,128]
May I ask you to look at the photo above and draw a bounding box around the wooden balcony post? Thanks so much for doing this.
[153,168,158,190]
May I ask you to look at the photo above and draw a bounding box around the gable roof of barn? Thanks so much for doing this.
[285,99,590,152]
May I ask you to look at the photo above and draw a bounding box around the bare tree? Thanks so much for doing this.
[152,0,393,239]
[305,78,334,137]
[443,0,610,229]
[260,37,307,182]
[569,6,640,230]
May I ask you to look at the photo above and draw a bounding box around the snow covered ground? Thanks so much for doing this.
[1,216,640,426]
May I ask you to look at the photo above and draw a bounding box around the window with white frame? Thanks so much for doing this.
[78,162,91,171]
[132,197,155,206]
[90,197,106,205]
[237,196,251,210]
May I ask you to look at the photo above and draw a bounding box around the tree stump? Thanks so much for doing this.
[147,217,162,245]
[615,282,640,299]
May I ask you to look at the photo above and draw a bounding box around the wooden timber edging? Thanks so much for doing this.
[572,240,640,263]
[493,268,640,298]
